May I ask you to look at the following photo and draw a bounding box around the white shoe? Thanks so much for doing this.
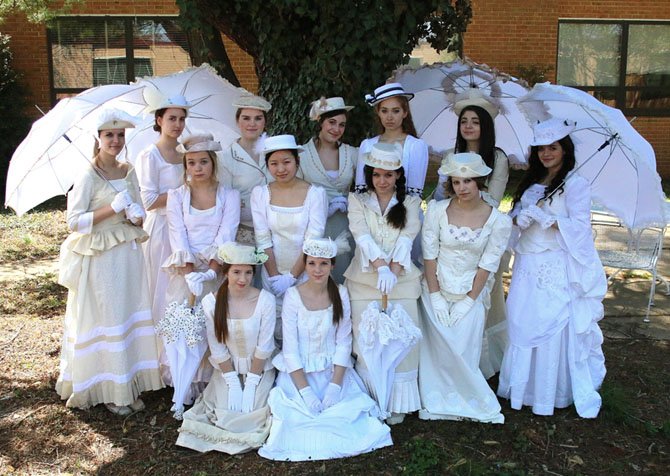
[105,403,132,416]
[385,413,405,425]
[129,398,145,412]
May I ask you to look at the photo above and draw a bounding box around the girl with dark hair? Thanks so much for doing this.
[259,238,391,461]
[354,83,429,198]
[498,118,607,418]
[177,243,276,454]
[299,97,358,283]
[344,143,423,425]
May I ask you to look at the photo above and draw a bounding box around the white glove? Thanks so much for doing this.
[450,296,475,326]
[327,196,348,217]
[376,266,397,295]
[516,209,534,230]
[222,371,243,412]
[185,272,204,297]
[110,190,133,213]
[429,291,451,327]
[124,202,146,225]
[321,382,342,409]
[269,273,296,296]
[241,372,261,413]
[527,205,556,229]
[200,269,217,282]
[299,386,323,415]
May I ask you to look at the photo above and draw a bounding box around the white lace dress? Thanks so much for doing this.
[176,290,277,454]
[497,175,607,418]
[419,198,511,423]
[258,286,392,461]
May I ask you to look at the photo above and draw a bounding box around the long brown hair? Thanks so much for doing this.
[213,263,256,343]
[374,96,418,137]
[303,255,343,324]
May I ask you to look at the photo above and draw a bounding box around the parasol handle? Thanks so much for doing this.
[188,294,196,307]
[382,294,388,312]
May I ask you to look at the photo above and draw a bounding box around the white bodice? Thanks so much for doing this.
[135,144,183,214]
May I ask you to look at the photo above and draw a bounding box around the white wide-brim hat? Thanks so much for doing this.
[261,134,304,157]
[530,117,576,146]
[95,108,138,131]
[309,96,354,121]
[218,242,268,265]
[147,94,193,113]
[453,89,500,119]
[439,152,492,178]
[233,92,272,112]
[365,82,414,106]
[363,142,403,170]
[176,132,222,154]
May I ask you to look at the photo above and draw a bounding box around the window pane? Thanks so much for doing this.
[625,24,670,110]
[132,19,191,80]
[557,23,622,87]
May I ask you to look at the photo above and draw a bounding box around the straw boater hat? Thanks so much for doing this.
[260,134,304,158]
[363,142,403,170]
[95,108,138,131]
[217,242,268,265]
[452,89,500,119]
[232,92,272,112]
[308,96,354,121]
[365,82,414,106]
[439,152,492,178]
[530,117,576,146]
[176,132,222,154]
[147,94,193,113]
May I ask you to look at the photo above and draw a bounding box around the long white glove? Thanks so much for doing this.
[429,291,451,327]
[222,371,243,412]
[299,386,323,415]
[185,272,204,297]
[124,202,146,225]
[110,190,133,213]
[241,372,261,413]
[321,382,342,409]
[526,205,556,229]
[327,196,348,217]
[516,209,534,230]
[450,296,475,326]
[269,273,296,296]
[376,266,397,295]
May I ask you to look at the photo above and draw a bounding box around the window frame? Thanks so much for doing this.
[556,18,670,117]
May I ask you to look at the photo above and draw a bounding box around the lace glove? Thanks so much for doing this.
[299,386,323,415]
[526,205,556,229]
[241,372,261,413]
[185,272,204,297]
[124,202,146,225]
[110,190,133,213]
[450,296,475,326]
[516,209,534,230]
[327,196,348,217]
[321,382,342,409]
[429,291,451,327]
[269,273,296,296]
[376,266,398,295]
[222,371,243,412]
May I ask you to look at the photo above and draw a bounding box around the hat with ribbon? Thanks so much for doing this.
[365,82,414,106]
[176,132,222,154]
[362,142,403,170]
[308,96,354,121]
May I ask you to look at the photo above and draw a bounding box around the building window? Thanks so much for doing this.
[557,20,670,116]
[47,16,192,103]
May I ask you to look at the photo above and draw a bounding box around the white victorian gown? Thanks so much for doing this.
[497,174,607,418]
[258,285,392,461]
[344,191,423,415]
[176,290,277,454]
[298,138,358,283]
[419,198,511,423]
[56,166,163,409]
[218,142,274,244]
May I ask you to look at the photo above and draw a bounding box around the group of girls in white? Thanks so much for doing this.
[56,80,607,460]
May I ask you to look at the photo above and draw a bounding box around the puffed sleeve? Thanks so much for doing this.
[421,199,441,261]
[253,290,276,361]
[478,212,512,273]
[135,145,160,210]
[405,137,429,197]
[392,195,422,268]
[486,149,510,206]
[163,186,195,268]
[348,192,384,271]
[555,175,598,267]
[201,292,232,367]
[304,186,328,240]
[204,187,241,263]
[250,185,272,250]
[354,138,374,193]
[280,287,303,373]
[66,170,95,233]
[332,285,353,368]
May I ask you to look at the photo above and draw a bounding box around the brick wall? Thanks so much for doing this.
[463,0,670,177]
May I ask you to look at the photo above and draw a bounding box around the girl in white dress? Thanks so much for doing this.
[56,109,163,416]
[299,96,358,283]
[259,238,392,461]
[419,152,511,423]
[250,135,328,338]
[344,143,423,425]
[162,133,241,399]
[218,93,273,245]
[497,118,607,418]
[177,243,276,454]
[135,95,191,382]
[355,82,429,198]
